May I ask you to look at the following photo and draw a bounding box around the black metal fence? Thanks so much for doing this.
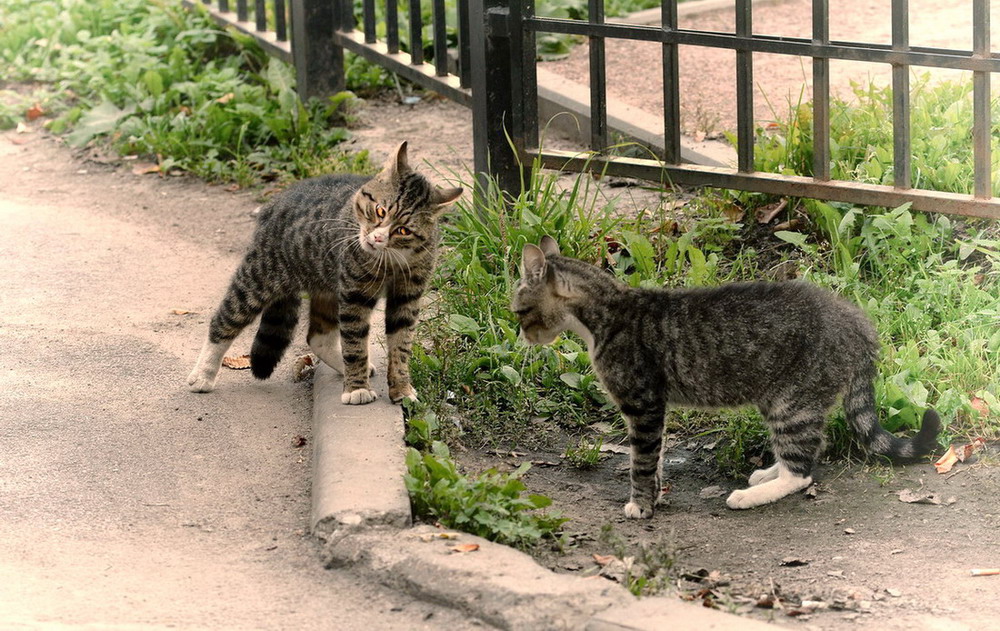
[186,0,1000,220]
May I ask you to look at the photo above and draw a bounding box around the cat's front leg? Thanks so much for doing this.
[384,288,421,404]
[621,402,667,519]
[338,289,378,405]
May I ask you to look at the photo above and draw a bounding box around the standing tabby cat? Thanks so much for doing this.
[512,236,940,518]
[188,142,461,404]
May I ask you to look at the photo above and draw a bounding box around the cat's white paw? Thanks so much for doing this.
[341,388,378,405]
[748,463,780,486]
[623,501,653,519]
[726,488,757,510]
[187,368,218,393]
[390,386,418,404]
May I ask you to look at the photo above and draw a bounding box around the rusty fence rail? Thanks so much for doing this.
[183,0,1000,219]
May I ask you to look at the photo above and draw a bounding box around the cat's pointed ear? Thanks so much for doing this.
[539,235,560,257]
[521,243,547,280]
[385,141,410,176]
[431,186,463,208]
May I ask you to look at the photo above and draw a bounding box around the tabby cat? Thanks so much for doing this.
[512,236,940,518]
[188,142,461,404]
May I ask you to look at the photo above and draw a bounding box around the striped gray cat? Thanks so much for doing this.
[188,142,461,404]
[512,236,940,518]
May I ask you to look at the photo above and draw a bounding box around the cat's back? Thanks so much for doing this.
[257,173,370,226]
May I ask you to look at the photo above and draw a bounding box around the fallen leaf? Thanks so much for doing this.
[222,355,252,370]
[722,205,745,223]
[934,445,960,474]
[292,354,315,382]
[843,528,856,535]
[530,460,561,467]
[216,92,236,104]
[598,443,629,455]
[779,557,810,567]
[449,543,480,553]
[804,483,819,499]
[970,568,1000,576]
[224,183,241,193]
[959,437,987,461]
[885,588,902,597]
[26,103,44,120]
[171,308,197,315]
[827,570,845,578]
[15,121,31,134]
[756,199,788,224]
[291,435,307,448]
[772,218,806,232]
[970,397,990,417]
[699,485,726,499]
[897,489,942,505]
[592,553,617,567]
[132,162,160,176]
[412,532,460,542]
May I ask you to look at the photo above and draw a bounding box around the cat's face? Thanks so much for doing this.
[353,142,462,261]
[511,237,574,345]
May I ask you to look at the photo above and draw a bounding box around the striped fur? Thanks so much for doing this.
[187,142,462,404]
[513,236,941,518]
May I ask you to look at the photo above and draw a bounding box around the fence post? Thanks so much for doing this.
[469,0,523,199]
[290,0,345,99]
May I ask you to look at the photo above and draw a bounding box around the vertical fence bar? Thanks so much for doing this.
[735,0,754,172]
[237,0,248,22]
[291,0,344,98]
[255,0,266,30]
[458,0,472,87]
[661,0,680,164]
[387,0,400,53]
[275,0,287,40]
[470,0,521,197]
[511,0,538,150]
[433,0,448,76]
[891,0,911,189]
[588,0,608,151]
[219,0,229,13]
[972,0,991,199]
[341,0,354,31]
[364,0,377,43]
[812,0,830,180]
[409,0,425,64]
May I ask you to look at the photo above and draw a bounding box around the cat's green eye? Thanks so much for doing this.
[395,226,411,236]
[375,205,387,219]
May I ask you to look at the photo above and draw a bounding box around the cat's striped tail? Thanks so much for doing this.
[250,296,301,380]
[844,365,941,460]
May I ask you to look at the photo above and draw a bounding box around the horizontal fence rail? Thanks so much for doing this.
[180,0,1000,219]
[514,0,1000,220]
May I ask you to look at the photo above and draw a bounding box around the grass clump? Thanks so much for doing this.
[0,0,369,185]
[404,441,567,549]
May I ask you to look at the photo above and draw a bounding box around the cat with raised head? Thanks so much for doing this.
[512,236,940,518]
[188,142,462,404]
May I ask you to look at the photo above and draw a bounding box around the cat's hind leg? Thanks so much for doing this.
[727,407,822,509]
[188,265,271,393]
[307,292,376,377]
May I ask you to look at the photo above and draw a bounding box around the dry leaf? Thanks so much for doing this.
[291,435,307,448]
[412,532,460,542]
[171,308,196,315]
[959,437,987,461]
[592,553,617,567]
[132,162,160,176]
[897,489,941,505]
[449,543,480,553]
[222,354,252,370]
[934,445,960,474]
[779,557,810,567]
[217,92,235,104]
[970,397,990,417]
[26,103,44,120]
[772,218,806,232]
[699,485,726,499]
[293,354,315,382]
[757,199,788,224]
[15,121,31,134]
[722,205,745,223]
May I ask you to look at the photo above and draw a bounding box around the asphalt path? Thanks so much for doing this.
[0,131,482,630]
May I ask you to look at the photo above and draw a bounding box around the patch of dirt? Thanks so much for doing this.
[456,442,1000,631]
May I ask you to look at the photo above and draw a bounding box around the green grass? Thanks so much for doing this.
[0,0,370,185]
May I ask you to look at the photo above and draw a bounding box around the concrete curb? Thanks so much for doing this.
[310,309,411,538]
